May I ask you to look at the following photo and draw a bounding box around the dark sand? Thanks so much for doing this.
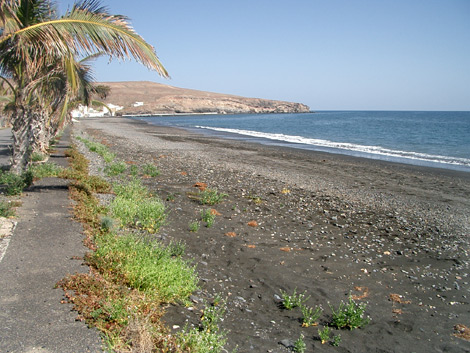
[74,117,470,353]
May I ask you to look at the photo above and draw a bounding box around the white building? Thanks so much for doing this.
[70,103,123,118]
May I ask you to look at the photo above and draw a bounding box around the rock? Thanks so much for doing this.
[278,339,295,349]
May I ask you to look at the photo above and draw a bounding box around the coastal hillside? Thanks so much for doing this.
[100,81,310,115]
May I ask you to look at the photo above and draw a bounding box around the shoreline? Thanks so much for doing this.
[128,114,470,174]
[126,116,470,179]
[74,116,470,352]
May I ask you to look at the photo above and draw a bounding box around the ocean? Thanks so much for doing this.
[131,111,470,172]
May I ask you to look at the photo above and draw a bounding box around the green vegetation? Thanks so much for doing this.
[293,334,306,353]
[176,297,228,352]
[280,288,310,310]
[330,296,370,330]
[0,170,33,195]
[189,220,200,232]
[318,326,341,346]
[129,164,139,177]
[201,208,216,228]
[141,163,160,177]
[90,232,197,301]
[75,136,116,163]
[29,162,63,179]
[110,179,166,233]
[301,305,322,327]
[332,334,342,347]
[198,188,227,205]
[0,201,16,217]
[57,143,230,351]
[318,326,332,344]
[30,152,47,162]
[104,161,127,176]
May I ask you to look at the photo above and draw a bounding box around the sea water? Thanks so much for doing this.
[131,111,470,172]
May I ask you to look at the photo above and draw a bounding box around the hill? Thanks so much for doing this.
[100,81,310,115]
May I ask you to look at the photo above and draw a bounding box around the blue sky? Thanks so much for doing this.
[58,1,470,111]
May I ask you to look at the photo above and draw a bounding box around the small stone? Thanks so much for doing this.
[279,339,294,349]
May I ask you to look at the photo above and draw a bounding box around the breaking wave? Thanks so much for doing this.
[195,126,470,168]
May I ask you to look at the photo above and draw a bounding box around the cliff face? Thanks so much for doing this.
[101,81,310,115]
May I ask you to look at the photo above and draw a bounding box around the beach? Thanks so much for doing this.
[74,116,470,352]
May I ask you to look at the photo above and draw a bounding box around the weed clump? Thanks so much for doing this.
[0,200,16,217]
[330,295,370,330]
[198,188,227,205]
[280,288,310,310]
[0,170,33,195]
[201,208,216,227]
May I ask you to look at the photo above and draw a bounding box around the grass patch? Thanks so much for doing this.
[110,179,166,233]
[90,233,198,302]
[29,162,63,179]
[76,136,115,163]
[104,161,127,176]
[141,163,160,177]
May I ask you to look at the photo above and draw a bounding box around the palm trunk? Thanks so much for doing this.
[31,111,49,154]
[10,105,34,174]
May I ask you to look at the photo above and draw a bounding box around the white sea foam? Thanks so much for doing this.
[195,126,470,167]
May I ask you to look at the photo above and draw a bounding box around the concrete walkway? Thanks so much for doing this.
[0,128,102,352]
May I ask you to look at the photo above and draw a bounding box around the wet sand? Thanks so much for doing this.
[74,116,470,352]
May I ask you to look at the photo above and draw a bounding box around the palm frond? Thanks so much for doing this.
[1,1,169,77]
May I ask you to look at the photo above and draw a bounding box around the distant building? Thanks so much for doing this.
[70,103,123,118]
[133,101,144,107]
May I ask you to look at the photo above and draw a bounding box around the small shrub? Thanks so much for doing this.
[280,288,310,310]
[318,326,331,344]
[0,200,15,217]
[293,334,306,353]
[105,161,127,176]
[332,334,342,346]
[201,209,216,228]
[330,295,370,330]
[141,163,159,177]
[100,216,115,232]
[301,305,322,327]
[198,189,227,205]
[0,171,33,196]
[188,220,200,232]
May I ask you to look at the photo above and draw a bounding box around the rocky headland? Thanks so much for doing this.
[100,81,310,115]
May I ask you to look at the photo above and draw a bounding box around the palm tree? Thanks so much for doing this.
[0,0,168,173]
